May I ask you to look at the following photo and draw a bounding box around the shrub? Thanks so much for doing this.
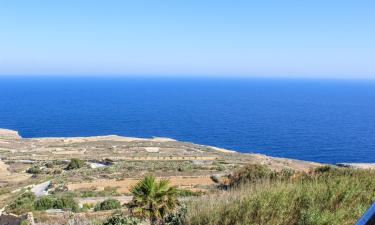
[176,189,202,197]
[314,165,335,174]
[53,169,62,174]
[20,220,29,225]
[53,195,79,212]
[103,212,141,225]
[95,199,122,211]
[45,162,54,168]
[82,203,95,211]
[164,205,187,225]
[6,192,36,214]
[216,165,226,171]
[34,196,55,210]
[227,164,295,187]
[26,166,41,174]
[228,164,272,187]
[66,158,85,170]
[33,195,79,212]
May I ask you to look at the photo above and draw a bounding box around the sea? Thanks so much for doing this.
[0,76,374,164]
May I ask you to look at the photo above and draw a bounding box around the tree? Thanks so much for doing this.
[127,175,179,225]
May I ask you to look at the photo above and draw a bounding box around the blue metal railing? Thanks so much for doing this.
[355,202,375,225]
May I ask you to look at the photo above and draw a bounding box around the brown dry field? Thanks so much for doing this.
[67,176,214,193]
[0,160,30,183]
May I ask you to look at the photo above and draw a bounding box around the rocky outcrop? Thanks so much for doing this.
[0,212,34,225]
[0,129,21,139]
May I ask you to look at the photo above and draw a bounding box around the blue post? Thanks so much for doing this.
[356,202,375,225]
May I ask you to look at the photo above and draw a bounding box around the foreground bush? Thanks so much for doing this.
[164,205,187,225]
[6,192,36,214]
[185,167,375,225]
[102,212,141,225]
[95,199,122,211]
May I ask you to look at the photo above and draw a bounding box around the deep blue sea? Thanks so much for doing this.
[0,77,375,164]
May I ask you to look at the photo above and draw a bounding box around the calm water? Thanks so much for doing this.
[1,77,375,164]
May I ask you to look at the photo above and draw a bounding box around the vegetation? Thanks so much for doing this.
[176,189,203,197]
[127,175,180,225]
[81,187,120,197]
[81,203,95,211]
[26,166,41,174]
[227,164,294,187]
[6,192,36,214]
[102,212,141,225]
[163,205,187,225]
[34,196,55,210]
[184,165,375,225]
[94,199,122,211]
[6,193,80,213]
[66,158,85,170]
[33,195,79,212]
[53,195,79,211]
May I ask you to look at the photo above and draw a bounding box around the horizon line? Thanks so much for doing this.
[0,74,375,81]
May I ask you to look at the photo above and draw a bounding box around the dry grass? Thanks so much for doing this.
[0,160,30,183]
[185,167,375,225]
[67,176,214,194]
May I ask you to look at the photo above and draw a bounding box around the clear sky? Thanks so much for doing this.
[1,0,375,79]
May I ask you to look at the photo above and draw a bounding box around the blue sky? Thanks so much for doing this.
[0,0,374,78]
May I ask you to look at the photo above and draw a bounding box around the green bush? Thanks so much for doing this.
[53,195,79,212]
[81,203,95,211]
[102,212,141,225]
[95,199,122,211]
[177,189,202,197]
[34,196,55,210]
[314,165,335,173]
[227,164,294,187]
[45,162,54,168]
[66,158,85,170]
[34,195,79,212]
[227,164,272,187]
[164,205,187,225]
[6,192,36,214]
[26,166,41,174]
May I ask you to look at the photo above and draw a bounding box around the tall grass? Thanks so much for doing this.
[185,167,375,225]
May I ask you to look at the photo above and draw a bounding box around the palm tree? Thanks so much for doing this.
[127,175,179,225]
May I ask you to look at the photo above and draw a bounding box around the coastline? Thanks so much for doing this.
[1,128,374,170]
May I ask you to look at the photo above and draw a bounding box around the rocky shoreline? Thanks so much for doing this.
[0,128,322,171]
